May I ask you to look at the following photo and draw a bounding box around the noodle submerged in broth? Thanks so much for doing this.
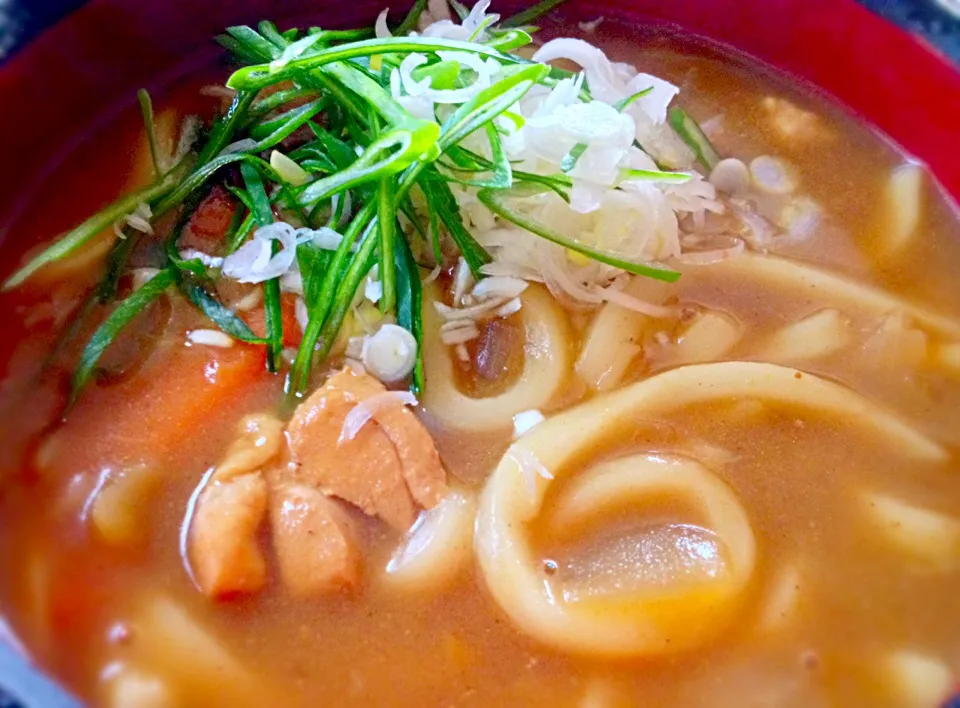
[1,2,960,706]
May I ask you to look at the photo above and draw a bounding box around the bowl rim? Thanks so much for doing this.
[0,0,959,705]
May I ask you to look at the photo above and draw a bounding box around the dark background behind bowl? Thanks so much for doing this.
[0,1,958,707]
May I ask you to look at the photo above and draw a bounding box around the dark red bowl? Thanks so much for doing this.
[0,0,958,705]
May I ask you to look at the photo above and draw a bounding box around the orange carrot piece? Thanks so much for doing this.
[42,344,267,478]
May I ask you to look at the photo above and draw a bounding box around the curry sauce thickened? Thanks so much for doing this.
[1,29,960,708]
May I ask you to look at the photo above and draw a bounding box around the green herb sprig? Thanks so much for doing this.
[5,0,701,408]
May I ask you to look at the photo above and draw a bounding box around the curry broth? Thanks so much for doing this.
[1,25,960,708]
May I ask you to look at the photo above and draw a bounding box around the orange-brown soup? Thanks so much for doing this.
[2,23,960,708]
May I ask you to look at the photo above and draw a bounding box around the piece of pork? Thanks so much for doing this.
[189,414,283,599]
[286,368,447,531]
[269,483,361,597]
[190,472,268,599]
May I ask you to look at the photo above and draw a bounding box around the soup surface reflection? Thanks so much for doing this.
[1,16,960,708]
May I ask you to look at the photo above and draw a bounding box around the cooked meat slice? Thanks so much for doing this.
[371,407,448,510]
[190,472,268,598]
[286,370,417,530]
[321,368,448,509]
[179,186,236,254]
[215,413,285,481]
[270,484,361,597]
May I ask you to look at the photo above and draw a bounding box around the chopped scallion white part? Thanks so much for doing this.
[512,409,545,439]
[361,324,418,383]
[186,329,234,348]
[270,150,311,186]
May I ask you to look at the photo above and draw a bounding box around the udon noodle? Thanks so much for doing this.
[1,2,960,705]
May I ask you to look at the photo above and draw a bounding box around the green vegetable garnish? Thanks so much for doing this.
[477,184,681,282]
[137,89,163,180]
[71,268,177,403]
[7,0,695,408]
[669,106,721,171]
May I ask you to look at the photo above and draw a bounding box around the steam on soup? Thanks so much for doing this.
[1,2,960,706]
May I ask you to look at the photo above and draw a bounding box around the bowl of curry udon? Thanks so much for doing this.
[2,0,960,705]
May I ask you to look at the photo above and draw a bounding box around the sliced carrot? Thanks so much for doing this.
[42,343,267,479]
[27,227,117,287]
[49,553,113,638]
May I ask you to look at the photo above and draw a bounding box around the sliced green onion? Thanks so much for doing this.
[247,98,328,151]
[445,144,572,200]
[484,29,533,52]
[613,86,654,112]
[502,0,569,28]
[257,21,290,51]
[438,64,549,150]
[227,213,257,255]
[478,185,681,283]
[419,170,491,277]
[179,278,265,343]
[481,122,512,188]
[197,91,259,164]
[3,178,174,290]
[313,223,379,364]
[288,200,377,396]
[137,89,163,179]
[224,25,281,61]
[560,142,587,173]
[297,243,333,309]
[297,124,439,207]
[378,177,398,314]
[240,162,274,225]
[669,106,720,171]
[269,32,326,73]
[306,122,357,169]
[305,27,375,44]
[249,87,319,118]
[394,235,424,395]
[395,0,428,36]
[241,162,283,371]
[71,268,177,402]
[411,59,462,90]
[620,168,692,183]
[226,37,523,92]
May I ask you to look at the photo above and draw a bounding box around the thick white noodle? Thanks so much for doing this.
[860,490,960,570]
[754,308,851,363]
[879,163,924,257]
[673,311,742,365]
[881,650,953,707]
[475,362,947,657]
[706,253,960,338]
[129,595,271,703]
[480,451,755,657]
[753,563,804,634]
[422,283,571,432]
[575,299,647,392]
[382,489,477,593]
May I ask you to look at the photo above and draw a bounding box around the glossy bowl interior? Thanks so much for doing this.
[0,0,958,704]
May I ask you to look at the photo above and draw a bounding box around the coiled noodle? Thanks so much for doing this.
[421,283,571,432]
[475,362,946,658]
